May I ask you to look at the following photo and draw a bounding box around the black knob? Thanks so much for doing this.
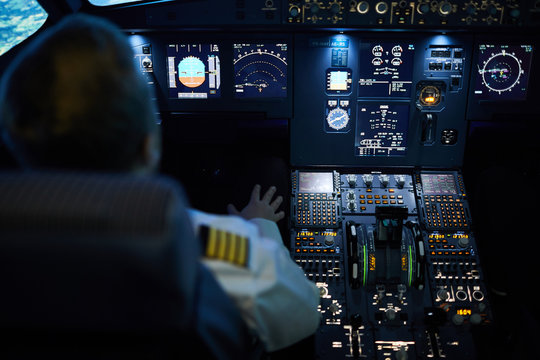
[439,1,452,15]
[357,1,369,13]
[289,6,300,17]
[375,1,389,14]
[418,2,430,14]
[330,2,341,13]
[465,4,476,15]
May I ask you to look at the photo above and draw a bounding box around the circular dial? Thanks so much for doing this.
[479,50,524,94]
[326,108,349,130]
[372,44,384,57]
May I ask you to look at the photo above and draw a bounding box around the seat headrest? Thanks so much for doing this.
[0,171,183,235]
[0,171,200,333]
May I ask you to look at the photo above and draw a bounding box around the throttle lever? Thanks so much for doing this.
[346,221,360,289]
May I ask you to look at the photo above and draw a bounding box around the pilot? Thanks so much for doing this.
[0,13,320,353]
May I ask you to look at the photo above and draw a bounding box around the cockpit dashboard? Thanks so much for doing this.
[2,1,540,359]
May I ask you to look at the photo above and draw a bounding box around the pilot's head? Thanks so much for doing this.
[0,13,160,173]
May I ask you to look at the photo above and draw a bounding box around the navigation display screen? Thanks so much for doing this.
[167,43,221,99]
[233,43,288,98]
[299,172,334,193]
[474,44,533,101]
[355,103,409,156]
[358,42,415,98]
[421,174,457,195]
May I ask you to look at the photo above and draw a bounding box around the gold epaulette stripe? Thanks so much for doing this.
[200,225,249,267]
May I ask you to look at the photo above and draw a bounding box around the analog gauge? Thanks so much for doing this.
[327,107,350,130]
[372,45,384,57]
[391,57,403,66]
[372,57,383,66]
[392,45,403,56]
[479,50,523,94]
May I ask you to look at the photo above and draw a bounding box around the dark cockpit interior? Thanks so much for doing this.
[1,0,539,359]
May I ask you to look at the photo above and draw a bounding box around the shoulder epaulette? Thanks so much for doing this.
[199,225,250,267]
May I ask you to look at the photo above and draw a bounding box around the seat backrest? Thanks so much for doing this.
[0,171,253,359]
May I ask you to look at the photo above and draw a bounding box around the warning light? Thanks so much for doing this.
[419,85,442,106]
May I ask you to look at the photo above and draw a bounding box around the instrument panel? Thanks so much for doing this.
[128,30,537,129]
[110,3,540,357]
[289,169,492,359]
[290,32,536,167]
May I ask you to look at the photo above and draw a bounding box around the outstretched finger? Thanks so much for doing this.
[250,184,261,203]
[262,186,277,203]
[270,195,283,211]
[274,210,285,222]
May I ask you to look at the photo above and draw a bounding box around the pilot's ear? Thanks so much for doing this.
[140,132,161,173]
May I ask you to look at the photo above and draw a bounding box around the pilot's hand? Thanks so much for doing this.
[227,184,285,222]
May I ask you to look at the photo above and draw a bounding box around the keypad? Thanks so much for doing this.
[295,193,338,227]
[423,195,469,230]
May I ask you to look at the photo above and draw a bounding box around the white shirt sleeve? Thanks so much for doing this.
[188,209,321,352]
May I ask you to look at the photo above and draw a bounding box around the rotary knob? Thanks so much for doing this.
[357,1,369,13]
[289,5,300,17]
[362,174,373,187]
[470,313,483,325]
[395,175,406,188]
[330,1,342,13]
[375,1,389,14]
[324,235,335,246]
[328,302,340,315]
[417,2,430,14]
[346,174,357,187]
[509,8,520,18]
[452,313,464,325]
[458,236,470,248]
[439,1,452,15]
[437,289,450,301]
[379,174,390,187]
[465,3,477,15]
[385,308,397,321]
